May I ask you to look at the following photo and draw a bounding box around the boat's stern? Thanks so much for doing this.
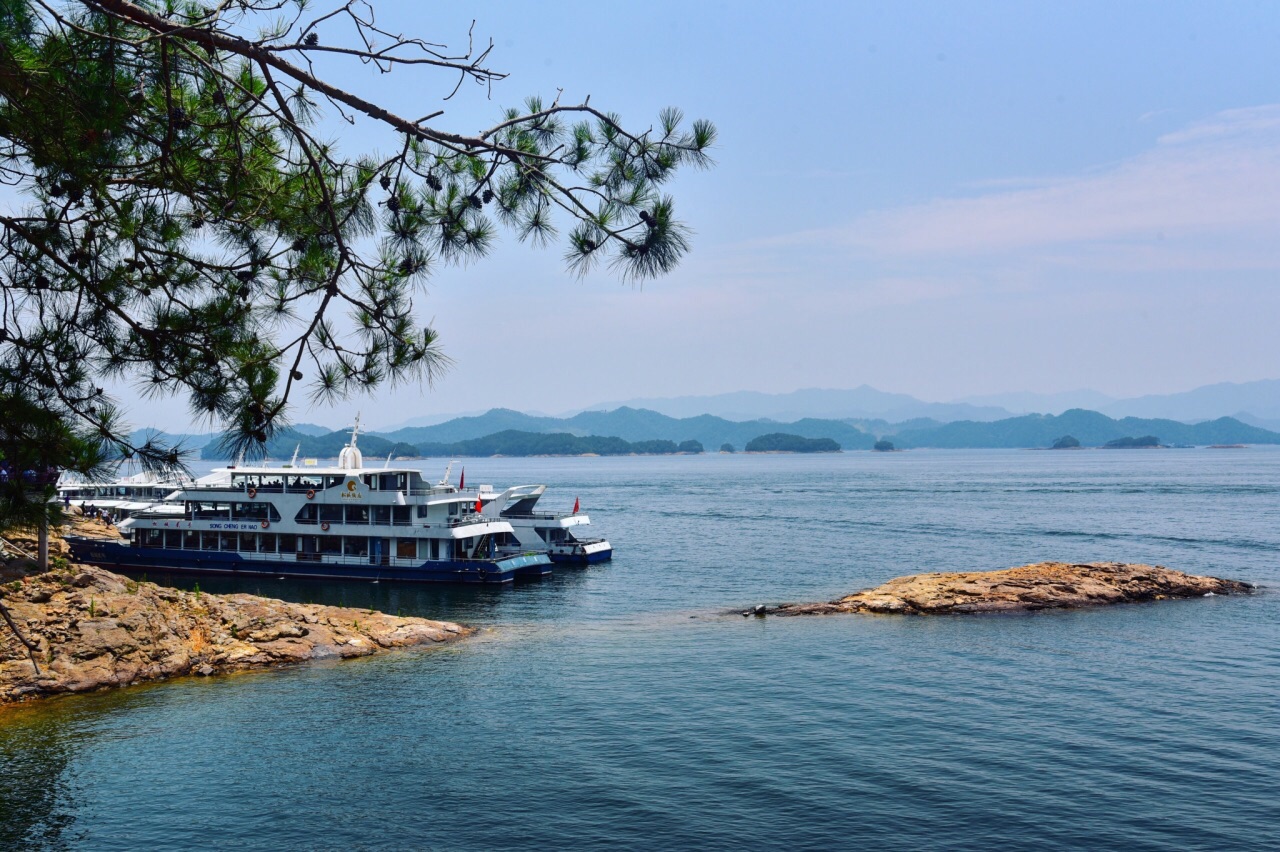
[549,539,613,565]
[495,551,554,579]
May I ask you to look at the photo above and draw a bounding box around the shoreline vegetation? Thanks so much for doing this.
[0,520,470,705]
[749,563,1250,617]
[194,407,1280,461]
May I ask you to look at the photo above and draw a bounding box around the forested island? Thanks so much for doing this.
[201,430,708,459]
[744,433,841,453]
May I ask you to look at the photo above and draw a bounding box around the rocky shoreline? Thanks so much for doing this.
[752,562,1252,617]
[0,536,472,704]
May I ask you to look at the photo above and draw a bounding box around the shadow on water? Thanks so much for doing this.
[0,703,80,849]
[113,564,602,626]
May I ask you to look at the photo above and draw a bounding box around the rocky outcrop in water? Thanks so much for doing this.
[0,561,471,704]
[760,562,1251,616]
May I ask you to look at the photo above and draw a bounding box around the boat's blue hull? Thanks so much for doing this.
[548,547,613,565]
[67,539,552,585]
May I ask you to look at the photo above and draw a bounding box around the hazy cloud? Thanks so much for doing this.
[798,106,1280,270]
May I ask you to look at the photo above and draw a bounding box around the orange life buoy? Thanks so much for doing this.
[320,521,330,531]
[260,520,269,529]
[247,487,257,499]
[306,489,316,500]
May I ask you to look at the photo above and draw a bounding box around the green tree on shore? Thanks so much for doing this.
[0,0,715,477]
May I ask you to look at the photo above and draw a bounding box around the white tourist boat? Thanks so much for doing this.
[477,483,613,564]
[66,423,552,584]
[56,470,191,521]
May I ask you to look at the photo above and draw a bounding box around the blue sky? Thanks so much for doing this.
[131,1,1280,429]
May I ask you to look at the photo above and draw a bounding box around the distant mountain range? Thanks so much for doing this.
[584,380,1280,426]
[198,406,1280,459]
[583,386,1012,423]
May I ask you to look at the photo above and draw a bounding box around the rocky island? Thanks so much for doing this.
[0,522,471,704]
[756,562,1251,616]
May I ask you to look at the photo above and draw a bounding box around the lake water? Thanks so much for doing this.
[3,449,1279,850]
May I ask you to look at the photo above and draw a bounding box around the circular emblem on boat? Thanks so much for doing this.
[260,520,269,529]
[306,489,316,499]
[247,487,257,499]
[320,522,330,531]
[347,480,357,492]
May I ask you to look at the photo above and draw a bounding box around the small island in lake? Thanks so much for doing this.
[753,562,1250,616]
[1102,435,1161,449]
[744,433,841,453]
[873,439,896,452]
[1050,435,1081,449]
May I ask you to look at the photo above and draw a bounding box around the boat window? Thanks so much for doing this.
[346,506,370,525]
[294,504,318,524]
[289,475,323,492]
[140,528,163,548]
[324,475,344,489]
[364,474,378,490]
[417,505,430,518]
[239,533,257,552]
[448,502,459,517]
[319,504,343,523]
[218,532,236,551]
[258,534,277,553]
[183,530,199,550]
[393,506,411,526]
[343,537,368,557]
[278,534,297,554]
[201,532,219,551]
[396,539,415,559]
[318,535,342,555]
[373,506,392,526]
[164,530,182,548]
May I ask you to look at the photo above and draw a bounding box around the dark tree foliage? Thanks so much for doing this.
[872,439,894,452]
[0,0,715,480]
[745,433,841,453]
[1050,435,1080,449]
[1102,435,1160,449]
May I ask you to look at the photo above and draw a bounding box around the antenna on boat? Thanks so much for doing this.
[289,443,300,468]
[352,413,362,446]
[384,450,394,469]
[438,459,455,486]
[337,412,364,470]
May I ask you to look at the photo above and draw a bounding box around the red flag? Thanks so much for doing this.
[573,497,580,514]
[475,496,483,514]
[459,468,465,490]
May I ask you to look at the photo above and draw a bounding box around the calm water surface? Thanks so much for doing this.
[3,449,1279,850]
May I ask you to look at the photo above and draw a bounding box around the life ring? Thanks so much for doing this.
[320,521,330,531]
[260,520,269,529]
[306,489,316,500]
[247,487,257,499]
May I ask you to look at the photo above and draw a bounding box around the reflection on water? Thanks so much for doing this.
[0,704,79,848]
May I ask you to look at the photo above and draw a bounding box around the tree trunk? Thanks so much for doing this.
[38,512,48,572]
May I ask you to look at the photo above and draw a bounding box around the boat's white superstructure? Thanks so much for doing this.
[56,470,192,520]
[67,422,551,584]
